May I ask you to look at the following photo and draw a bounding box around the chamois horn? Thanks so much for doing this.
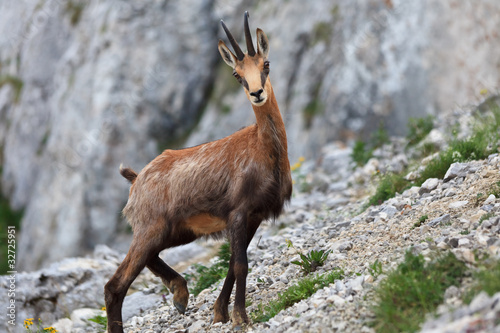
[221,19,245,60]
[244,11,256,56]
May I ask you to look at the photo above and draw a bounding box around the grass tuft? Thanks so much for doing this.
[371,251,468,333]
[366,173,410,207]
[464,260,500,304]
[406,115,434,147]
[251,268,344,323]
[365,100,500,208]
[351,123,390,167]
[188,242,231,296]
[0,75,23,103]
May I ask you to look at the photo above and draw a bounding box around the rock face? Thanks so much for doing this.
[1,0,219,270]
[0,0,499,269]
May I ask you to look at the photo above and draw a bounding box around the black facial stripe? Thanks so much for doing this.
[241,78,249,90]
[260,71,268,87]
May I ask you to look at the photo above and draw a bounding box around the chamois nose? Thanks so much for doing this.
[250,89,264,98]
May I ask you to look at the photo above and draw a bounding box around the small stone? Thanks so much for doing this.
[469,291,490,313]
[437,241,449,249]
[295,300,309,313]
[444,188,457,197]
[444,285,460,300]
[458,238,470,247]
[428,214,451,227]
[338,242,353,252]
[335,280,345,292]
[188,320,205,332]
[449,200,469,209]
[453,248,475,264]
[420,225,430,234]
[419,178,439,195]
[444,162,469,182]
[484,194,496,205]
[327,294,346,306]
[349,275,364,292]
[447,238,459,248]
[52,318,73,333]
[380,205,398,218]
[71,308,105,328]
[364,275,374,284]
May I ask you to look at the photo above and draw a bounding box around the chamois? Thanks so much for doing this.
[104,12,292,332]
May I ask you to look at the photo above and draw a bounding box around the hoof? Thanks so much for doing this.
[174,301,186,314]
[213,299,230,323]
[169,277,189,315]
[232,324,245,331]
[231,311,249,329]
[213,311,229,324]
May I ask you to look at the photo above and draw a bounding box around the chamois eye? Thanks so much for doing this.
[263,60,270,74]
[233,71,242,83]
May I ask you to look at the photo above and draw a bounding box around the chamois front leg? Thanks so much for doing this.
[213,221,259,324]
[229,212,251,327]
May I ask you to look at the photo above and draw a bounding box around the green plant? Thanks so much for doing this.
[368,259,383,278]
[251,268,344,322]
[23,318,57,333]
[366,173,410,207]
[413,214,428,228]
[416,105,499,185]
[479,212,494,225]
[189,242,231,296]
[87,309,107,333]
[0,75,24,103]
[371,251,468,333]
[303,82,323,129]
[475,192,485,206]
[464,260,500,304]
[351,141,373,167]
[0,193,23,274]
[371,123,390,148]
[489,181,500,197]
[286,239,331,274]
[406,115,434,146]
[291,157,311,193]
[351,123,390,167]
[65,1,85,26]
[312,21,333,45]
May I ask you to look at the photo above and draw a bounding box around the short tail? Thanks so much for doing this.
[119,164,138,184]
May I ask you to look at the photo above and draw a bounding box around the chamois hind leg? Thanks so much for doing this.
[105,238,155,333]
[147,256,189,314]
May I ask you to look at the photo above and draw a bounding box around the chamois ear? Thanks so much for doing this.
[256,28,269,58]
[218,40,237,69]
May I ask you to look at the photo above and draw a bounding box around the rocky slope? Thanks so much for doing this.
[1,0,500,270]
[2,101,499,332]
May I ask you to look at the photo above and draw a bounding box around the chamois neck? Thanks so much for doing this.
[251,84,288,152]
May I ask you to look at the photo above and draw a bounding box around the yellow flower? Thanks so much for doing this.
[44,327,58,333]
[24,318,34,327]
[480,88,488,95]
[101,306,106,311]
[298,156,305,163]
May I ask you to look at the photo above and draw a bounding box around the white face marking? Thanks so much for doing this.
[251,97,267,106]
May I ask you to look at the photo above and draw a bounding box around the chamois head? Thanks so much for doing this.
[218,11,271,107]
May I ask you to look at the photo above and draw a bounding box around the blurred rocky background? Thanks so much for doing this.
[0,0,499,271]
